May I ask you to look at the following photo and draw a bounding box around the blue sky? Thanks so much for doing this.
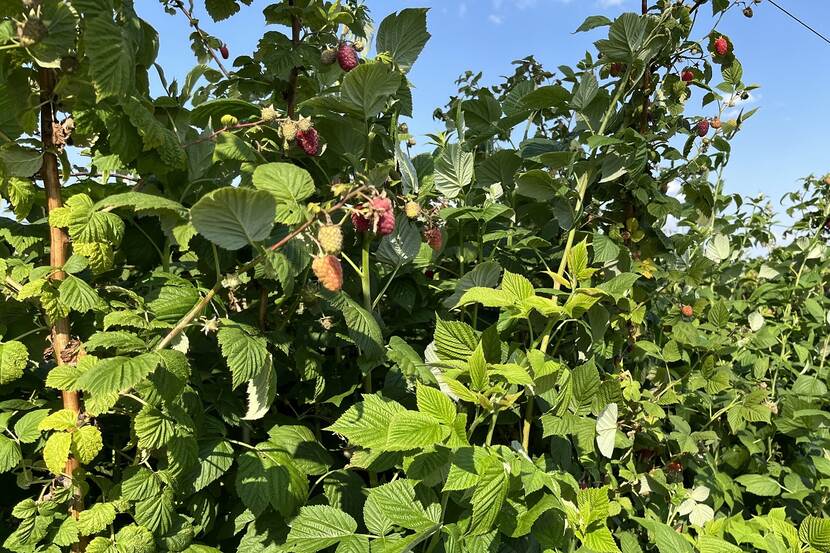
[139,1,830,218]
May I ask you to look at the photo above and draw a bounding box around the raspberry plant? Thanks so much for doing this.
[0,1,828,552]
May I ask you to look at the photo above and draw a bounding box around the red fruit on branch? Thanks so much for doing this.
[609,62,623,77]
[681,69,694,83]
[423,227,443,251]
[351,211,371,233]
[377,211,396,236]
[312,255,343,292]
[295,128,319,156]
[711,117,722,129]
[714,35,729,56]
[681,304,694,317]
[219,43,229,60]
[696,119,709,137]
[337,43,359,72]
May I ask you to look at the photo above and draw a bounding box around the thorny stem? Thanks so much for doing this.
[154,186,367,352]
[38,67,85,547]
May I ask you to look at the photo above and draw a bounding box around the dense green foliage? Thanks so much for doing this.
[1,0,829,552]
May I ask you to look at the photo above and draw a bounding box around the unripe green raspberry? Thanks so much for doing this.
[280,119,299,141]
[297,116,313,132]
[260,104,279,123]
[404,201,420,219]
[220,114,238,127]
[317,224,343,254]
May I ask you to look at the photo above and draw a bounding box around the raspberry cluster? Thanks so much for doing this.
[351,195,396,236]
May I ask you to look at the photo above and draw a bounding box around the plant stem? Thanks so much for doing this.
[361,233,373,393]
[38,67,85,544]
[485,411,498,446]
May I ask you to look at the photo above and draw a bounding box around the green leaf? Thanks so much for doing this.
[595,12,657,63]
[0,435,21,473]
[190,187,276,250]
[735,474,781,496]
[386,411,444,451]
[376,216,422,266]
[434,143,474,199]
[213,131,258,162]
[72,425,103,464]
[27,1,78,67]
[633,517,694,553]
[217,323,269,389]
[799,516,830,552]
[327,394,405,449]
[205,0,242,21]
[327,293,385,361]
[576,15,612,32]
[93,192,188,219]
[38,408,78,432]
[14,409,49,443]
[364,479,439,533]
[133,406,174,450]
[341,63,403,118]
[416,384,456,424]
[0,145,42,178]
[434,317,478,361]
[59,275,104,313]
[77,502,117,536]
[375,8,431,73]
[287,505,358,553]
[444,262,502,308]
[134,487,174,533]
[85,13,135,99]
[469,453,508,536]
[43,432,71,475]
[0,340,28,385]
[242,353,276,421]
[192,439,234,492]
[75,353,160,397]
[252,162,315,225]
[121,467,162,501]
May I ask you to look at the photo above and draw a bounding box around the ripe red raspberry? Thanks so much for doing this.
[711,117,722,129]
[404,201,420,219]
[377,210,396,236]
[312,255,343,292]
[219,44,229,60]
[369,196,392,213]
[351,210,371,233]
[337,43,359,72]
[696,119,709,137]
[295,128,319,156]
[681,69,694,83]
[609,63,623,77]
[681,304,694,317]
[667,460,683,473]
[422,227,443,251]
[317,224,343,254]
[714,36,729,56]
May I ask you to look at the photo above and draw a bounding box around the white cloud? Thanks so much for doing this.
[488,13,504,24]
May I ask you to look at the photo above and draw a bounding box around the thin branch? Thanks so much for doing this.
[172,0,232,79]
[153,185,368,351]
[185,120,264,148]
[285,0,302,117]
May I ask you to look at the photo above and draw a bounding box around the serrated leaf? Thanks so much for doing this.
[75,353,160,397]
[375,8,430,73]
[0,435,22,473]
[341,63,402,118]
[287,505,357,553]
[0,340,28,385]
[596,403,617,459]
[217,323,269,389]
[85,13,135,100]
[327,293,385,361]
[43,431,72,475]
[469,453,508,536]
[72,425,103,464]
[327,394,405,449]
[252,163,315,225]
[191,187,276,250]
[416,384,456,424]
[386,411,444,451]
[434,143,473,199]
[78,502,117,536]
[134,406,174,450]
